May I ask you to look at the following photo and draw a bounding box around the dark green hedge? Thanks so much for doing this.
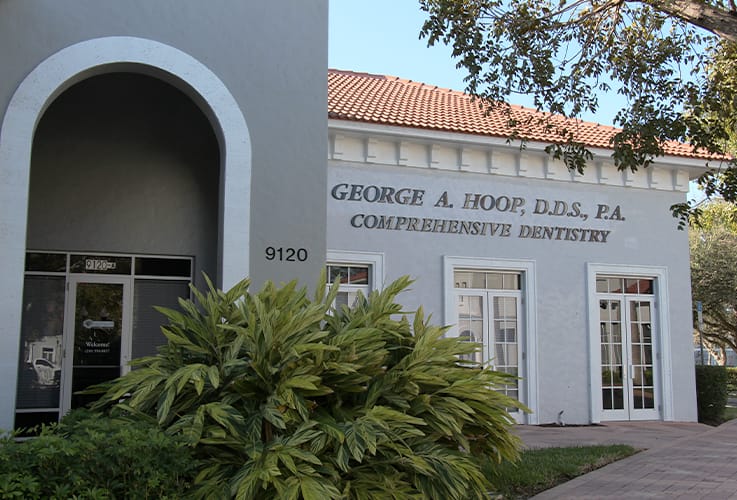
[0,409,197,499]
[695,365,729,423]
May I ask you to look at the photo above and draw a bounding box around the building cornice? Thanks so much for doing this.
[329,119,710,193]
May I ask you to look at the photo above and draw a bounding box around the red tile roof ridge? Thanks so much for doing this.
[329,68,616,130]
[327,68,716,161]
[329,68,460,94]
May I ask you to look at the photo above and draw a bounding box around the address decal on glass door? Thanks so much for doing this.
[330,183,625,244]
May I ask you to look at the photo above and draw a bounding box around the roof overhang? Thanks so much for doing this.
[329,118,711,192]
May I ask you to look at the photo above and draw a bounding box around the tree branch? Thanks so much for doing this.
[641,0,737,41]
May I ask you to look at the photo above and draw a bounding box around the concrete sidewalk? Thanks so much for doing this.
[513,420,737,498]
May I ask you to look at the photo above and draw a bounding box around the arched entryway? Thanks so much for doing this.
[0,37,252,430]
[28,73,220,269]
[15,72,221,429]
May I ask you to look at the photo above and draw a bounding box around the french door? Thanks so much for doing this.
[454,270,524,422]
[61,275,132,414]
[599,294,659,420]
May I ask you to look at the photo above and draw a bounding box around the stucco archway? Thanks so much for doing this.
[0,36,251,429]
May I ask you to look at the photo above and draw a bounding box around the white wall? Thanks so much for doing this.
[327,130,697,424]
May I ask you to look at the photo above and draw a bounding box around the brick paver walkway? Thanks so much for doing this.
[523,419,737,498]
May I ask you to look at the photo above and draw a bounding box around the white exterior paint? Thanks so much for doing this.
[0,1,699,429]
[329,120,698,193]
[327,121,699,424]
[443,256,539,424]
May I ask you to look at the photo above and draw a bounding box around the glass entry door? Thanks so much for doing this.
[454,270,524,422]
[17,252,192,430]
[599,296,659,420]
[62,276,132,413]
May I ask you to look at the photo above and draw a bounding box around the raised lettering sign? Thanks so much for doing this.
[330,182,626,245]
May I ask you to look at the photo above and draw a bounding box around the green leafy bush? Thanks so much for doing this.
[92,275,524,499]
[0,409,196,499]
[726,367,737,393]
[695,365,728,423]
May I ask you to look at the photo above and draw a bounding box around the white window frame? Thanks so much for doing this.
[443,256,538,424]
[326,250,385,296]
[586,263,673,423]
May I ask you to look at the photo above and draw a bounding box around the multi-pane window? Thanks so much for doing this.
[596,276,654,295]
[454,270,522,405]
[326,264,371,308]
[455,270,520,291]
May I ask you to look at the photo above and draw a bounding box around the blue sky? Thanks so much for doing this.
[328,0,623,126]
[329,2,463,90]
[328,1,704,201]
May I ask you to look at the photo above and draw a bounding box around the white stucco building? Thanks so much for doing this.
[326,70,707,424]
[0,1,706,431]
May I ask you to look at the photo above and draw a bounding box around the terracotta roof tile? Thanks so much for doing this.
[328,69,709,160]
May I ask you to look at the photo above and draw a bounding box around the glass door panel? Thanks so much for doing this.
[629,299,656,415]
[71,282,123,408]
[63,277,131,413]
[15,276,65,431]
[457,294,485,365]
[493,296,519,402]
[599,293,659,420]
[600,299,625,412]
[453,269,524,422]
[456,291,522,418]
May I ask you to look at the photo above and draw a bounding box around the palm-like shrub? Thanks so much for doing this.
[92,275,523,499]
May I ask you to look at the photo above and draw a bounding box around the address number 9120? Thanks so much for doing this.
[265,247,308,262]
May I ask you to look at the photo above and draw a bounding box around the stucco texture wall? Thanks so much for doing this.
[28,73,219,283]
[327,161,696,424]
[0,0,327,432]
[0,0,328,288]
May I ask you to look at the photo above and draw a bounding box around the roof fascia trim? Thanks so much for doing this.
[328,119,710,173]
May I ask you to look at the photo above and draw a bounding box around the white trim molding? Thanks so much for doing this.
[326,249,385,292]
[329,121,703,192]
[586,264,673,423]
[443,256,539,424]
[0,36,252,431]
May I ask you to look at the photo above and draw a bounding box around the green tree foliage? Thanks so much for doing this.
[419,0,737,223]
[91,276,523,499]
[691,200,737,357]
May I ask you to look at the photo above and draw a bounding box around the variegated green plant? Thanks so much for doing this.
[92,274,523,499]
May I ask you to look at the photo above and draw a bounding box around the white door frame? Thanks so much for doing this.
[597,294,660,421]
[61,275,133,416]
[587,264,673,422]
[444,256,539,424]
